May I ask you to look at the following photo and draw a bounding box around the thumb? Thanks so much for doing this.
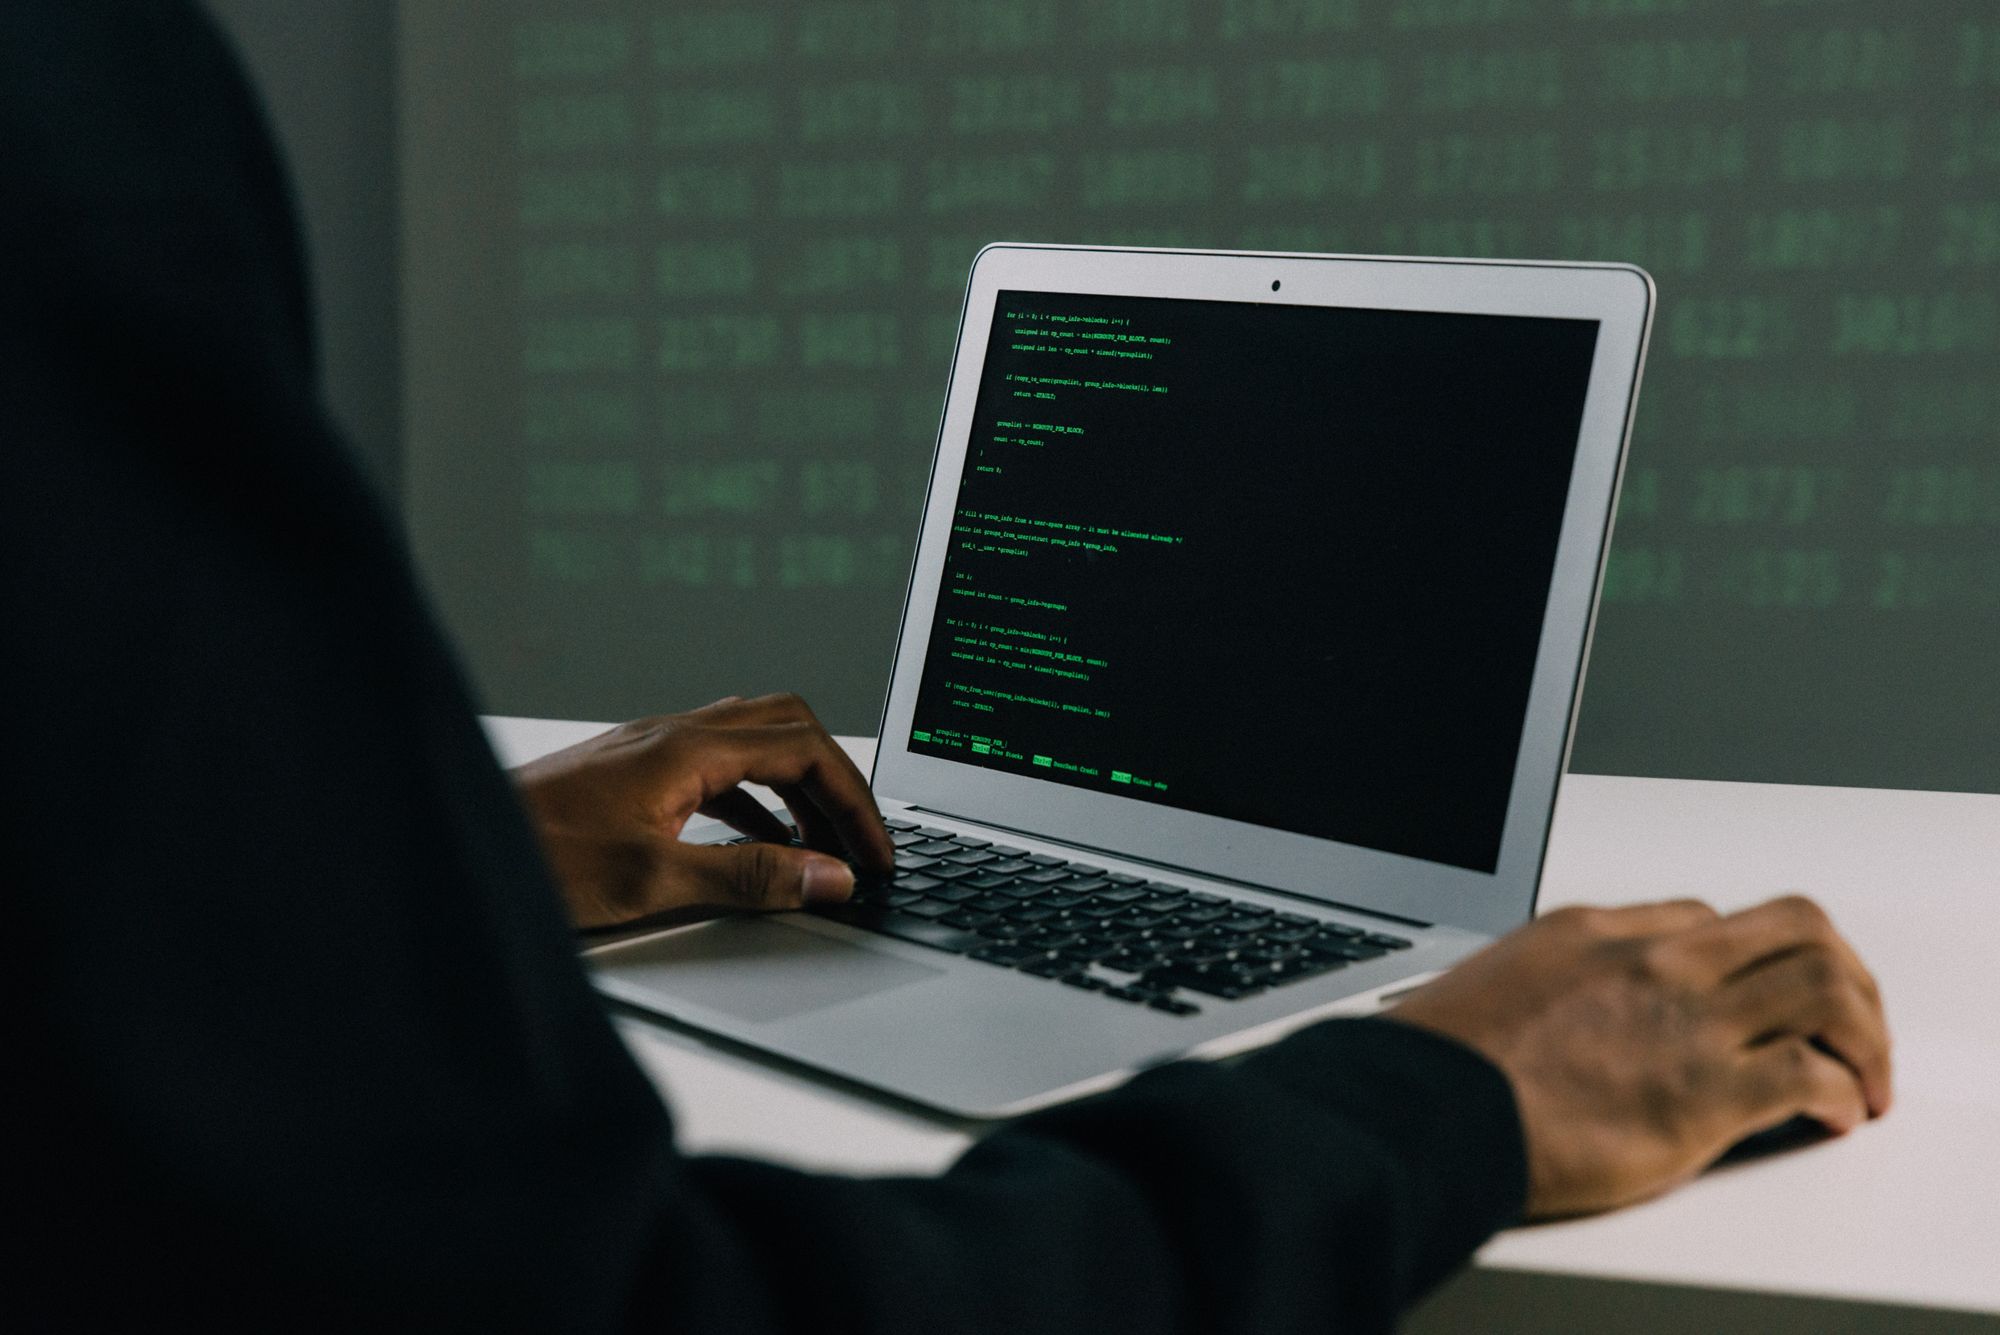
[671,839,855,914]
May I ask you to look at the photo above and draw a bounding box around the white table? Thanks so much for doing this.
[488,717,2000,1329]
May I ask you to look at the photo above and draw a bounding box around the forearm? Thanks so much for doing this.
[644,1019,1524,1335]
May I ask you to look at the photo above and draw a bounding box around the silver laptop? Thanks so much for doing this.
[589,244,1654,1118]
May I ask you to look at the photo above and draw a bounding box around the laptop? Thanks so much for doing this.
[588,244,1654,1118]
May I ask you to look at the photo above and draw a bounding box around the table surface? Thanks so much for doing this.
[488,716,2000,1317]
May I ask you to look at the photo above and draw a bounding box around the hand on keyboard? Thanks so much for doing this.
[509,694,894,929]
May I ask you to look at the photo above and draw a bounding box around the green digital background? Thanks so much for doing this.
[402,0,2000,793]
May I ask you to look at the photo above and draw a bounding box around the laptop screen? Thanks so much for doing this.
[904,289,1600,874]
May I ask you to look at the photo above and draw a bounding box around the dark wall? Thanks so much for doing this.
[401,3,2000,795]
[201,3,2000,798]
[202,0,402,490]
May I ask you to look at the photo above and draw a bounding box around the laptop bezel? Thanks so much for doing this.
[871,244,1652,940]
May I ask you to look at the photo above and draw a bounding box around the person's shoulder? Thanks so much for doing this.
[2,1,266,210]
[0,0,315,377]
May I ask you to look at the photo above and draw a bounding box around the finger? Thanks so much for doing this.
[677,722,892,870]
[1720,946,1893,1118]
[1735,1036,1870,1139]
[758,697,890,861]
[771,782,846,859]
[1665,894,1840,983]
[729,697,882,804]
[696,786,793,845]
[676,696,890,866]
[667,839,854,914]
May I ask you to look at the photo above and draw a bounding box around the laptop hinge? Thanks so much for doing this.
[894,804,1435,930]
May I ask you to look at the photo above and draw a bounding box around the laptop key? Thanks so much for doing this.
[1062,876,1111,894]
[908,839,959,856]
[926,883,980,903]
[962,872,1014,890]
[943,909,998,930]
[889,830,930,849]
[1294,950,1350,972]
[1103,872,1146,885]
[1366,933,1413,950]
[1100,946,1166,972]
[893,853,939,872]
[914,826,954,839]
[895,874,943,893]
[901,898,958,919]
[1020,868,1071,885]
[989,844,1029,858]
[1019,956,1074,979]
[1023,853,1067,868]
[1148,996,1201,1017]
[1060,973,1108,992]
[824,906,981,955]
[970,942,1044,967]
[883,818,918,832]
[926,864,978,881]
[986,858,1034,876]
[1263,956,1341,984]
[1139,966,1261,1000]
[1102,986,1150,1005]
[1308,938,1386,962]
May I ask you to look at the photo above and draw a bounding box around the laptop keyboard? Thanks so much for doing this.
[738,820,1412,1019]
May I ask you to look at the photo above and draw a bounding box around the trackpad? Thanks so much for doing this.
[595,917,945,1024]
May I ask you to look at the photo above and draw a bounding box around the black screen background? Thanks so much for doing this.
[907,289,1600,873]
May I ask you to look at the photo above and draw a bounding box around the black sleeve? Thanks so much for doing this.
[1,5,1524,1331]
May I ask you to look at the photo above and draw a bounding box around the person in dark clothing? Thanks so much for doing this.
[3,4,1890,1331]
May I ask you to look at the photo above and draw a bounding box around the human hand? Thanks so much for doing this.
[1387,896,1891,1219]
[510,694,895,930]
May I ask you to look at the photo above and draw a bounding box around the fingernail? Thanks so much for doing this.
[801,856,854,904]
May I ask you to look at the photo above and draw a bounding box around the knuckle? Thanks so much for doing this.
[1541,904,1599,933]
[1633,937,1679,980]
[1777,893,1830,932]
